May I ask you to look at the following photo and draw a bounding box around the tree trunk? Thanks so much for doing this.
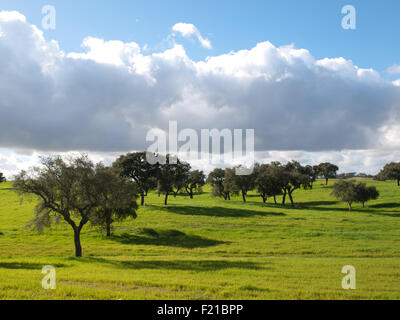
[362,202,365,208]
[273,195,277,204]
[242,190,246,203]
[348,202,352,211]
[164,193,169,205]
[141,193,145,206]
[262,195,266,203]
[282,191,286,205]
[189,188,194,199]
[288,191,294,206]
[106,223,111,237]
[73,227,82,257]
[325,177,329,185]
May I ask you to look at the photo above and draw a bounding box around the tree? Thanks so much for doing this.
[303,165,318,189]
[185,170,206,199]
[223,166,256,203]
[331,180,358,211]
[254,164,282,203]
[13,155,99,257]
[0,172,5,183]
[377,162,400,186]
[281,161,313,206]
[317,162,339,185]
[172,161,191,197]
[90,165,138,237]
[207,168,230,200]
[354,182,379,208]
[113,152,159,206]
[157,155,188,205]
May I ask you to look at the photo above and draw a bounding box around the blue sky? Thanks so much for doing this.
[1,0,399,77]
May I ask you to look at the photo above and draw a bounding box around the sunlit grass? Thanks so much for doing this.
[0,179,400,299]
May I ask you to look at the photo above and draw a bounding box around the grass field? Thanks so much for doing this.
[0,178,400,300]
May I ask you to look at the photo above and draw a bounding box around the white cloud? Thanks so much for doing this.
[387,64,400,75]
[0,11,400,176]
[172,22,212,49]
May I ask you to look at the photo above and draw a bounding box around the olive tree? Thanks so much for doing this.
[317,162,339,185]
[354,182,379,208]
[207,168,230,200]
[0,172,5,183]
[157,155,189,205]
[13,155,99,257]
[90,165,139,236]
[113,152,159,206]
[185,170,206,199]
[254,164,283,204]
[377,162,400,186]
[280,161,313,206]
[331,180,378,211]
[223,166,256,203]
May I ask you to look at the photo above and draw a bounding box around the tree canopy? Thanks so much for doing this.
[207,168,230,200]
[317,162,339,185]
[185,170,206,199]
[90,165,138,236]
[223,166,256,202]
[331,180,379,211]
[377,162,400,186]
[113,152,160,205]
[13,155,139,257]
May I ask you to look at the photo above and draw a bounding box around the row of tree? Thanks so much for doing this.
[208,162,339,205]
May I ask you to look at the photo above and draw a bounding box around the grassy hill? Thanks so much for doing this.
[0,179,400,300]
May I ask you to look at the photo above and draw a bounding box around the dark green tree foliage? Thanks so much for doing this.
[13,155,99,257]
[331,180,379,211]
[354,182,379,208]
[254,164,282,203]
[157,155,189,205]
[280,161,313,206]
[0,172,5,183]
[223,166,256,203]
[185,170,206,199]
[331,180,357,211]
[113,152,160,206]
[377,162,400,186]
[317,162,339,185]
[207,168,230,200]
[303,165,318,189]
[172,161,191,197]
[91,165,138,237]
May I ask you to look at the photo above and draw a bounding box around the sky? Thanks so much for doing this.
[0,0,400,177]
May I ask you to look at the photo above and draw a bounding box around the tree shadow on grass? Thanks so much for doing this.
[111,229,227,248]
[80,257,264,272]
[293,205,400,217]
[0,262,66,270]
[159,205,285,218]
[369,203,400,209]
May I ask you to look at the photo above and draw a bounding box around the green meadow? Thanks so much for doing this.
[0,179,399,300]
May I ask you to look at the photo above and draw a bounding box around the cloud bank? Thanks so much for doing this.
[0,11,400,176]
